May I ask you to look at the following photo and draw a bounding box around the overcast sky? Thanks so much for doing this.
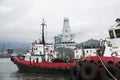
[0,0,120,43]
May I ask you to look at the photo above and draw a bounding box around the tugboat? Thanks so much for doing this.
[70,18,120,80]
[11,19,76,74]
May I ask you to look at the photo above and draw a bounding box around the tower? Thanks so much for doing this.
[54,18,76,49]
[61,18,73,42]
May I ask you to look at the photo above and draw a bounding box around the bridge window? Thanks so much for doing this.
[109,30,114,39]
[115,29,120,38]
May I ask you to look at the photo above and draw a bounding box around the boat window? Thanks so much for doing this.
[109,30,114,39]
[115,29,120,38]
[46,48,48,50]
[86,50,88,53]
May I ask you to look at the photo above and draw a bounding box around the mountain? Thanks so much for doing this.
[0,42,29,49]
[0,41,30,54]
[76,39,100,48]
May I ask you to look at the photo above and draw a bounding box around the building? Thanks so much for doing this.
[54,18,76,49]
[74,48,99,59]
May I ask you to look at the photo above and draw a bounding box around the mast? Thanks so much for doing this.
[41,19,47,46]
[41,18,47,60]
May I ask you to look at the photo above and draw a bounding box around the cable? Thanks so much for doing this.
[96,52,117,80]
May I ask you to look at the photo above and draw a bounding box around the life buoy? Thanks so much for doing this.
[80,62,99,80]
[100,64,120,80]
[70,66,81,80]
[111,52,118,57]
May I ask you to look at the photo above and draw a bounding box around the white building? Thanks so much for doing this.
[74,48,99,59]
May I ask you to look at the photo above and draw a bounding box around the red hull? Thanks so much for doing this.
[11,56,76,74]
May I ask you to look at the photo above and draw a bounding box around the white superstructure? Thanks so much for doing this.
[24,19,56,62]
[74,18,120,59]
[103,18,120,57]
[54,18,76,49]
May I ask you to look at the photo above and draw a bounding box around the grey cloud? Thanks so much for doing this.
[0,0,120,42]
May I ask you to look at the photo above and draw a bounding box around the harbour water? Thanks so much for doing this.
[0,58,70,80]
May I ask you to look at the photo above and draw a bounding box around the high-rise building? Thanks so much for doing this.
[54,18,76,49]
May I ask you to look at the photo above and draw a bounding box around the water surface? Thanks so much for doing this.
[0,58,70,80]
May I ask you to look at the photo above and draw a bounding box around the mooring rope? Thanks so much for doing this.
[96,52,117,80]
